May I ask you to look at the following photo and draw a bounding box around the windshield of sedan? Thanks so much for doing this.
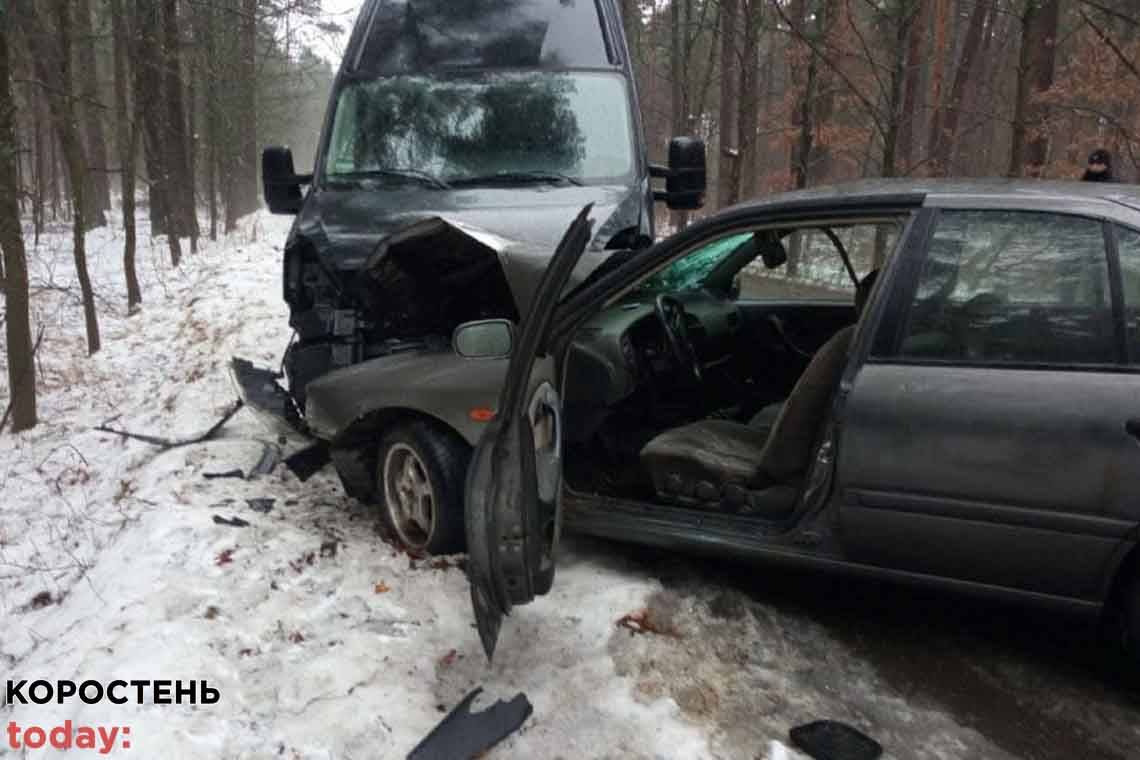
[323,72,635,185]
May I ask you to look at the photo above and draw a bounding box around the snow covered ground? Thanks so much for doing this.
[0,213,713,759]
[3,212,1139,759]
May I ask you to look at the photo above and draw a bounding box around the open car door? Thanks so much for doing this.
[465,206,595,660]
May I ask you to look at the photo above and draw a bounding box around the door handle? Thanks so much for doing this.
[1126,418,1140,440]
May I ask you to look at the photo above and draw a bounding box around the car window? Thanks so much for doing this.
[1114,225,1140,363]
[738,223,899,301]
[900,210,1114,365]
[632,233,752,294]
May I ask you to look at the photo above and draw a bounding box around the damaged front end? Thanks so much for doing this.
[281,216,531,414]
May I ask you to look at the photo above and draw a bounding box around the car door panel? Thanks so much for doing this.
[465,207,592,660]
[838,363,1139,600]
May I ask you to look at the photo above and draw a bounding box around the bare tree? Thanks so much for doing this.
[1009,0,1060,177]
[74,0,110,226]
[1,7,37,431]
[930,0,989,174]
[111,0,143,312]
[162,0,198,247]
[18,0,101,355]
[718,0,739,208]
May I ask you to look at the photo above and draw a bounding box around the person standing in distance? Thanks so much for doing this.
[1082,148,1115,182]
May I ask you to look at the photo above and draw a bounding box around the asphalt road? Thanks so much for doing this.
[578,536,1140,760]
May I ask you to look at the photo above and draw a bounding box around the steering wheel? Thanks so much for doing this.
[655,294,703,383]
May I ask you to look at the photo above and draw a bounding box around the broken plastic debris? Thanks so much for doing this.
[406,687,532,760]
[246,498,275,513]
[204,469,244,480]
[789,720,883,760]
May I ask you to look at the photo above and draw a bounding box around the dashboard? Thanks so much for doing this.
[563,288,744,408]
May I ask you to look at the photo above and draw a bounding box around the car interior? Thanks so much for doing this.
[562,219,900,521]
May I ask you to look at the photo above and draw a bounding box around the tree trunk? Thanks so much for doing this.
[1008,1,1036,177]
[0,11,37,431]
[199,0,219,241]
[135,0,181,265]
[1024,0,1059,175]
[736,0,761,200]
[111,0,142,312]
[790,0,817,190]
[32,85,45,242]
[163,0,196,242]
[225,0,259,230]
[897,0,927,173]
[931,0,987,174]
[186,0,199,255]
[717,0,739,209]
[21,0,102,354]
[74,0,110,227]
[925,0,950,164]
[667,0,690,230]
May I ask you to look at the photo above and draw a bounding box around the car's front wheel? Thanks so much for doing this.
[377,421,470,555]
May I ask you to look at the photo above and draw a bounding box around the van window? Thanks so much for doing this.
[356,0,611,73]
[324,72,634,184]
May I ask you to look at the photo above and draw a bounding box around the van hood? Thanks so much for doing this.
[291,182,645,272]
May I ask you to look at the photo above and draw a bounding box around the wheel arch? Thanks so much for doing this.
[329,407,475,502]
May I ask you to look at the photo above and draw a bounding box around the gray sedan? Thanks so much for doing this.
[458,180,1140,663]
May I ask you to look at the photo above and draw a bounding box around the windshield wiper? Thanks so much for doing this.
[327,168,451,190]
[452,171,584,187]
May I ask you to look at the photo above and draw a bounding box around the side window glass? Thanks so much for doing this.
[1115,225,1140,362]
[738,223,900,301]
[900,210,1113,365]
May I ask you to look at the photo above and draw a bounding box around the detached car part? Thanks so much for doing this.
[406,687,533,760]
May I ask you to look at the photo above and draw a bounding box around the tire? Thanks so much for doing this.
[376,421,471,555]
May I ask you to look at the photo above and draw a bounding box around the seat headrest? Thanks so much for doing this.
[855,269,879,316]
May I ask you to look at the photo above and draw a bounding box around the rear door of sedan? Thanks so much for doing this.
[837,195,1140,604]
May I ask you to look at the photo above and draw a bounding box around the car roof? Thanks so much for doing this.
[726,178,1140,216]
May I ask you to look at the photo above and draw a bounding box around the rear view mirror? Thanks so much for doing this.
[453,319,514,359]
[652,137,707,210]
[262,146,311,215]
[756,233,788,269]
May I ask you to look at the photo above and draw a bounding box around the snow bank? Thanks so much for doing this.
[0,213,711,758]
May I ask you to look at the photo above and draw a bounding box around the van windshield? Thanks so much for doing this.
[323,72,635,185]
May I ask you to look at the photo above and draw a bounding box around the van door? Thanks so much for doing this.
[838,206,1140,602]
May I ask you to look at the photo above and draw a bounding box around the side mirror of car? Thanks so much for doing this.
[728,273,742,301]
[453,319,515,359]
[651,136,707,210]
[262,146,312,215]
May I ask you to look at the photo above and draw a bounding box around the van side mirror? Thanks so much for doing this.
[453,319,514,359]
[652,137,706,210]
[262,146,312,215]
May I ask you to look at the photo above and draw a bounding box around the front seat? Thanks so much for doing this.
[639,270,880,518]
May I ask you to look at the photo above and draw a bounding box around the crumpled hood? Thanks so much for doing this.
[291,182,644,273]
[360,210,614,323]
